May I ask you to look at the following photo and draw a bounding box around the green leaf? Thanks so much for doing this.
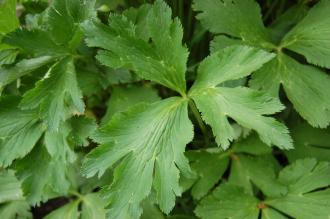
[102,85,160,124]
[186,150,229,199]
[81,193,106,219]
[15,145,71,204]
[3,29,67,56]
[0,56,54,88]
[190,46,275,90]
[262,208,288,219]
[210,35,247,53]
[47,0,96,45]
[68,116,97,147]
[44,201,79,219]
[193,0,271,48]
[0,49,18,66]
[82,97,194,218]
[0,0,19,37]
[285,123,330,162]
[250,53,330,128]
[189,46,292,149]
[196,158,330,219]
[44,123,76,163]
[229,155,286,197]
[0,170,23,203]
[195,183,260,219]
[82,0,188,95]
[20,57,85,131]
[0,200,32,219]
[269,4,308,44]
[266,158,330,219]
[44,193,106,219]
[0,97,43,167]
[232,133,272,155]
[281,0,330,68]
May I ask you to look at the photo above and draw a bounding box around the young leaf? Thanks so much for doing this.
[190,46,292,149]
[281,0,330,68]
[250,53,330,128]
[82,0,188,95]
[20,57,85,131]
[82,97,194,218]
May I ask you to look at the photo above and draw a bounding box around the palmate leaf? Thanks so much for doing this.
[185,134,285,200]
[82,97,194,218]
[281,0,330,68]
[250,53,330,128]
[82,0,188,95]
[20,57,84,131]
[189,46,292,149]
[196,158,330,219]
[194,0,330,128]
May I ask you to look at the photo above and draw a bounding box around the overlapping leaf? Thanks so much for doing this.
[0,170,23,203]
[0,200,32,219]
[15,145,71,205]
[285,123,330,162]
[20,57,84,131]
[44,193,106,219]
[83,97,194,218]
[102,85,160,124]
[194,0,330,128]
[0,97,43,167]
[189,46,292,149]
[251,54,330,128]
[82,0,188,95]
[196,158,330,219]
[186,134,285,200]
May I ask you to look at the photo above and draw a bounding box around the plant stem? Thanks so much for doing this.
[188,99,209,146]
